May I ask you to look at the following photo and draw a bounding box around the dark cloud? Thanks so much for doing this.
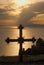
[18,2,44,26]
[30,2,44,13]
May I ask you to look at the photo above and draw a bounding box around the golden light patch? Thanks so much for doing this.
[30,17,44,24]
[13,0,29,7]
[0,20,17,25]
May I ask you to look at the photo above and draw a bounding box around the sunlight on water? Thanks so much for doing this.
[23,29,33,50]
[0,26,44,56]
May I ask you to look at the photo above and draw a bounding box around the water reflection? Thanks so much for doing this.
[0,26,44,56]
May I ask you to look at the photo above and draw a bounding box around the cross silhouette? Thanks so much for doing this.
[5,25,36,62]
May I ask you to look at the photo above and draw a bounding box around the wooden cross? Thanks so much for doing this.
[5,25,36,62]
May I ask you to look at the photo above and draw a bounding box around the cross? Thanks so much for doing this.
[5,25,36,62]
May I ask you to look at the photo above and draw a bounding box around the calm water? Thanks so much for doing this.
[0,26,44,56]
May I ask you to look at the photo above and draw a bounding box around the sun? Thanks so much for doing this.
[13,0,29,6]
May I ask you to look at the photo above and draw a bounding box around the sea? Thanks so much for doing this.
[0,25,44,65]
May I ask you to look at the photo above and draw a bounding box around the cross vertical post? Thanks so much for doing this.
[18,25,24,62]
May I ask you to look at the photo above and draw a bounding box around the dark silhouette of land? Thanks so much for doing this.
[22,38,44,55]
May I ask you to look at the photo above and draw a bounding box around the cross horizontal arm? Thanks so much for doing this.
[9,39,18,42]
[24,37,36,43]
[24,39,32,41]
[5,37,18,44]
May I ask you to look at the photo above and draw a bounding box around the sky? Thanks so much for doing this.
[0,0,44,26]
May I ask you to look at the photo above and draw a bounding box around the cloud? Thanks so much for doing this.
[0,8,18,25]
[30,2,44,13]
[0,8,16,20]
[0,1,44,26]
[18,1,44,25]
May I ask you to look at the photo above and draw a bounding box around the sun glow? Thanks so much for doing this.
[10,0,31,16]
[13,0,29,6]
